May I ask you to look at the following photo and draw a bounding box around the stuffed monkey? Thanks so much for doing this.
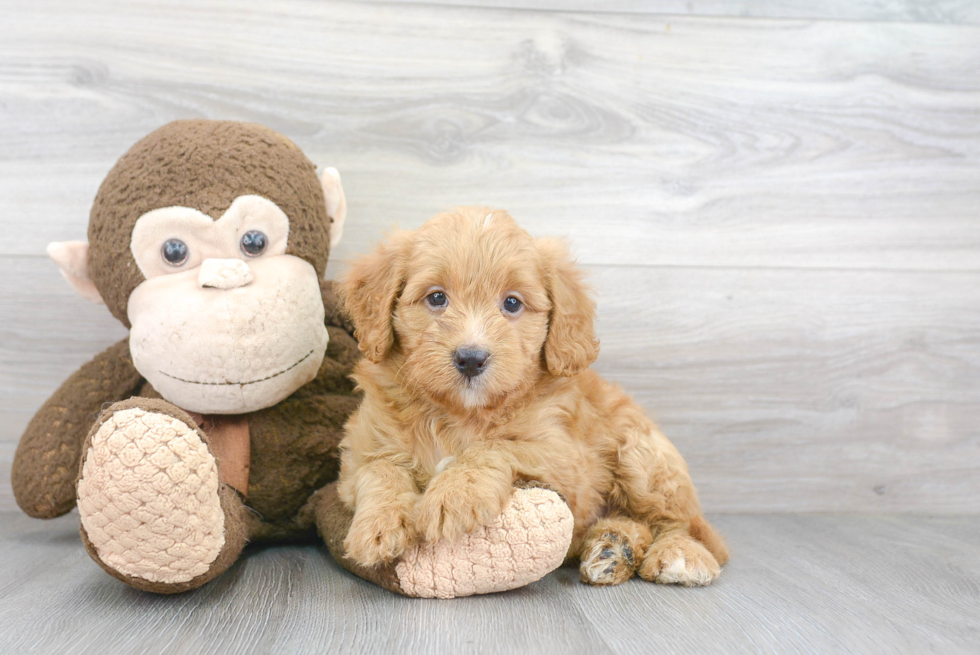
[11,120,572,597]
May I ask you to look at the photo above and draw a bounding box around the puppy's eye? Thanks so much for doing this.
[240,230,267,257]
[425,291,448,309]
[503,296,523,314]
[161,239,189,266]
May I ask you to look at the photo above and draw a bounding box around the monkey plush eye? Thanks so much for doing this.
[161,239,189,266]
[503,296,523,314]
[240,230,268,257]
[425,291,448,309]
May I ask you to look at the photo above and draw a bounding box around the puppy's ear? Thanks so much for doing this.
[338,231,410,363]
[537,238,599,377]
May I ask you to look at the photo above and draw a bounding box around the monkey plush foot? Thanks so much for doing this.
[395,486,574,598]
[76,399,247,594]
[314,484,574,598]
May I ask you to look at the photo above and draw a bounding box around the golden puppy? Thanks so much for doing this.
[337,207,728,586]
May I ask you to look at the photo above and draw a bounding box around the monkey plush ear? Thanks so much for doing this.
[320,167,347,249]
[47,241,105,305]
[537,238,598,377]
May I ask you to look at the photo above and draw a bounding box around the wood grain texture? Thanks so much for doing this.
[2,1,979,271]
[373,0,980,24]
[2,0,980,514]
[3,258,979,513]
[0,511,977,654]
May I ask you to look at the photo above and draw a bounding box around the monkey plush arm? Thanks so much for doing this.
[12,339,144,518]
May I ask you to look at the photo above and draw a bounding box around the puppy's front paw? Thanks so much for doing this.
[416,468,508,543]
[343,503,417,567]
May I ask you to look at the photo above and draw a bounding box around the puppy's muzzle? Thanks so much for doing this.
[453,347,490,379]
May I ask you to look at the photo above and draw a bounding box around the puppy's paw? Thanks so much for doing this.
[416,468,507,543]
[343,503,418,567]
[638,533,720,587]
[579,532,638,586]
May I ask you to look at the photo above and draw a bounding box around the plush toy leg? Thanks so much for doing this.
[312,482,574,599]
[76,398,248,594]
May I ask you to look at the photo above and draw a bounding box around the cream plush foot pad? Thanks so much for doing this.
[77,408,225,584]
[395,487,574,599]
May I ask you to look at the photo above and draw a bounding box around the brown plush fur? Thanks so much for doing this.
[132,318,362,536]
[12,339,144,518]
[88,120,332,327]
[13,282,360,538]
[337,208,729,585]
[13,120,402,595]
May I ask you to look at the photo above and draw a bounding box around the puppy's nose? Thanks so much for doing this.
[453,347,490,378]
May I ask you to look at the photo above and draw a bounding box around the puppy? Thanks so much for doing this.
[336,207,728,586]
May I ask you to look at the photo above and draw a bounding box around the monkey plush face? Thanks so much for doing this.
[126,195,328,413]
[48,120,348,414]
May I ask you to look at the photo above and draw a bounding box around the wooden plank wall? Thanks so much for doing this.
[1,0,978,513]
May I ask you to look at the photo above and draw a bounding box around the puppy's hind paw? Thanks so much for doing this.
[580,532,637,586]
[638,534,721,587]
[586,518,659,586]
[578,518,652,586]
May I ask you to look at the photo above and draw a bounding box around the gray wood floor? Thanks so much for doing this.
[1,511,977,654]
[2,2,980,651]
[3,0,980,515]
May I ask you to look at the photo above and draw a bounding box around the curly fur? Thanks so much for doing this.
[336,207,728,585]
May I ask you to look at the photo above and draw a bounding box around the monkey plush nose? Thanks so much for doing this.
[453,347,490,378]
[198,258,254,290]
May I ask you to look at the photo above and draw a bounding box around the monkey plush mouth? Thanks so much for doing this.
[158,349,316,386]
